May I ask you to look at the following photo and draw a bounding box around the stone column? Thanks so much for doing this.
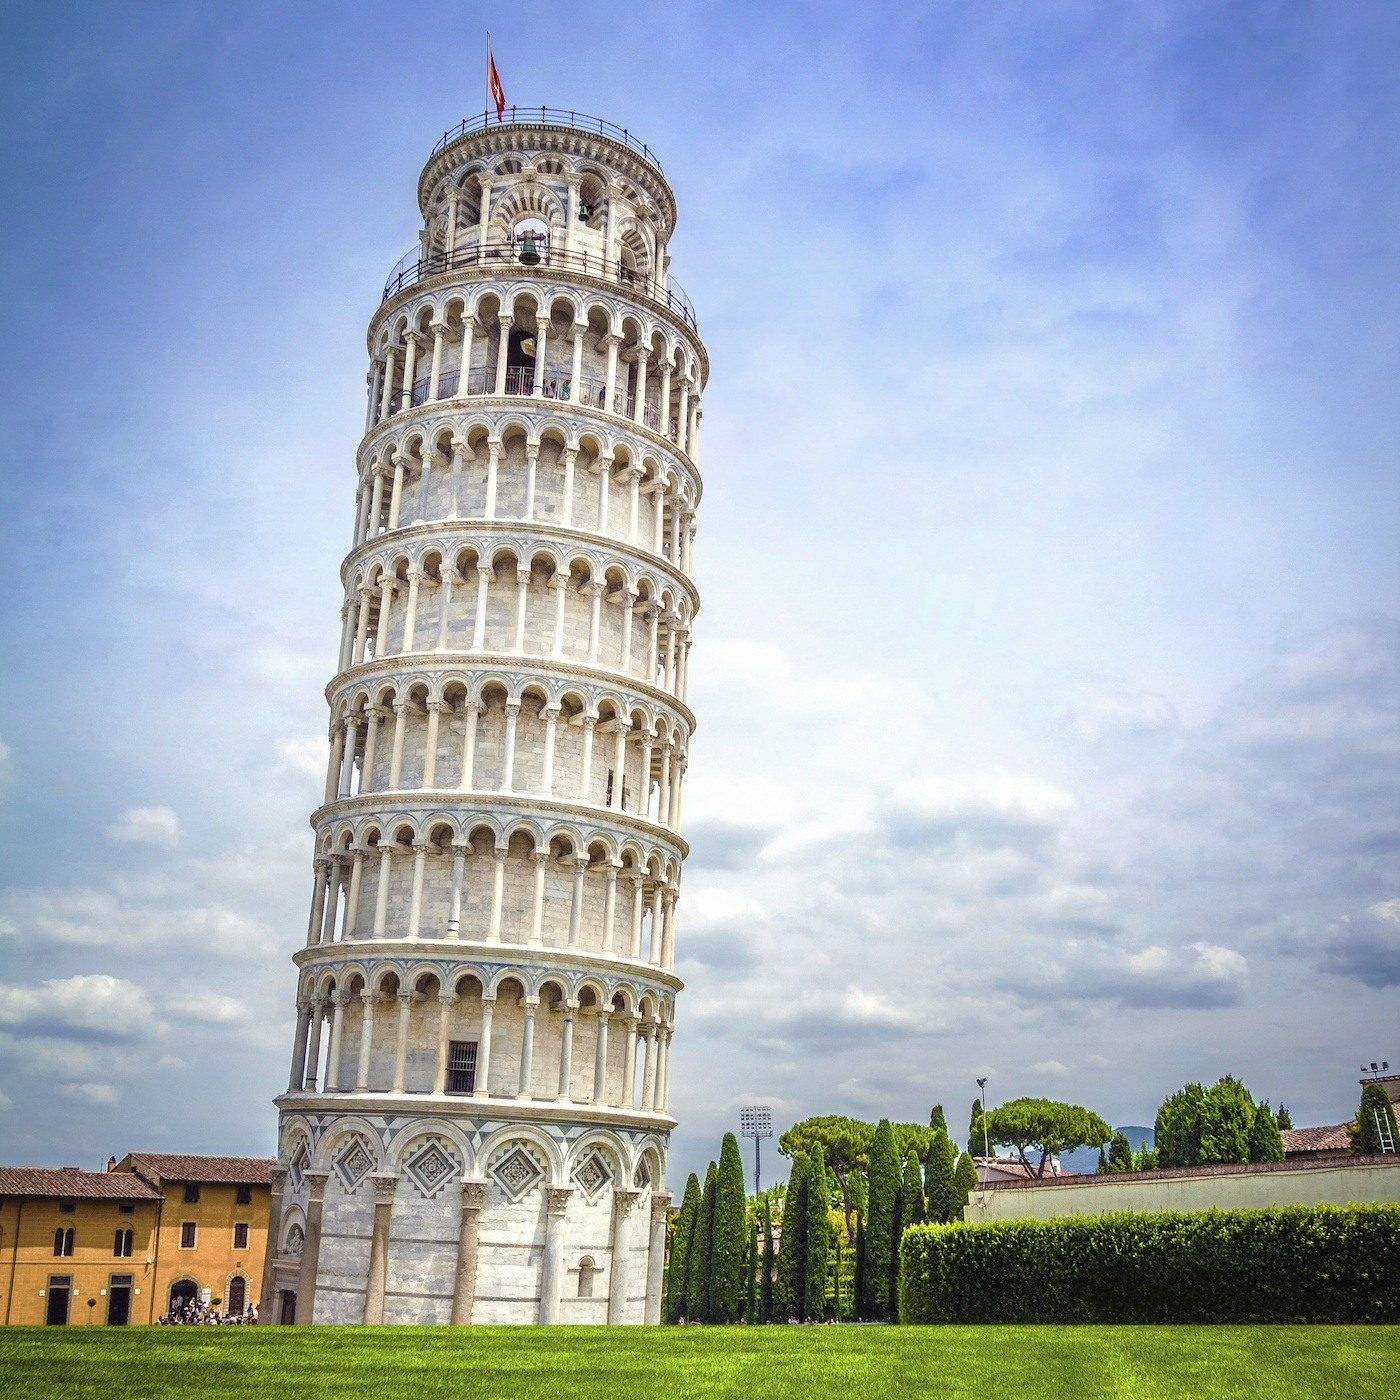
[434,570,456,651]
[457,699,480,789]
[610,723,630,810]
[446,842,467,935]
[355,991,377,1091]
[407,844,430,938]
[386,455,407,532]
[344,848,365,940]
[661,892,678,969]
[523,446,539,518]
[450,1180,488,1323]
[338,715,360,798]
[288,1003,312,1092]
[302,1001,326,1089]
[375,576,398,654]
[539,1186,573,1325]
[511,568,529,652]
[657,744,672,826]
[632,349,649,425]
[387,701,408,789]
[541,705,560,792]
[619,591,637,674]
[325,993,348,1091]
[595,457,612,534]
[628,875,646,958]
[259,1167,288,1322]
[644,1192,672,1324]
[360,707,383,793]
[561,447,577,526]
[578,716,596,801]
[607,1188,640,1324]
[592,1010,611,1104]
[401,570,422,651]
[294,1170,329,1324]
[399,333,420,411]
[550,575,568,656]
[362,1174,398,1324]
[372,844,394,939]
[306,859,330,947]
[501,700,520,791]
[602,866,618,953]
[379,346,398,421]
[586,580,603,661]
[528,849,548,946]
[531,324,548,400]
[476,181,492,262]
[427,323,445,400]
[472,566,492,649]
[353,583,374,662]
[420,702,443,789]
[567,857,586,948]
[641,1023,659,1111]
[493,316,512,396]
[321,858,344,944]
[432,993,456,1093]
[474,997,494,1096]
[457,321,474,397]
[487,848,506,941]
[621,1016,639,1108]
[648,884,665,965]
[658,362,673,437]
[516,997,538,1099]
[556,1005,575,1101]
[484,440,502,520]
[391,992,414,1092]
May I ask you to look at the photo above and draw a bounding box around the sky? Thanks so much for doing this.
[0,1,1397,1190]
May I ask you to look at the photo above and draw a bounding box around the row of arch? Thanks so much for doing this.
[338,541,694,700]
[322,673,690,832]
[288,967,675,1114]
[352,417,698,570]
[305,814,681,966]
[368,285,702,459]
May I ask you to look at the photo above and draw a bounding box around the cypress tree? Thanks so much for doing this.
[968,1098,986,1155]
[1155,1082,1207,1167]
[1353,1084,1399,1155]
[805,1143,830,1321]
[1200,1075,1255,1165]
[667,1172,702,1322]
[865,1118,900,1321]
[902,1152,926,1226]
[852,1209,866,1320]
[1249,1101,1286,1163]
[760,1196,775,1322]
[745,1218,760,1323]
[1276,1103,1293,1131]
[1095,1146,1108,1174]
[775,1151,808,1320]
[929,1103,947,1135]
[951,1151,978,1222]
[710,1133,747,1322]
[1107,1132,1134,1173]
[923,1130,956,1222]
[686,1162,716,1323]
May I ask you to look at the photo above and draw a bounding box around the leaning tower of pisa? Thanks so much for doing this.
[259,109,704,1327]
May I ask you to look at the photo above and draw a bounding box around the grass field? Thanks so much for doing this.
[2,1325,1397,1399]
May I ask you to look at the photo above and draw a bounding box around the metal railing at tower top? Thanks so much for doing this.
[430,108,664,171]
[381,238,698,330]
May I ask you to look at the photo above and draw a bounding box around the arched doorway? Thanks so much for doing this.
[226,1275,246,1317]
[168,1278,198,1315]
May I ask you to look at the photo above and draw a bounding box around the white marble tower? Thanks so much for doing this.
[261,109,704,1325]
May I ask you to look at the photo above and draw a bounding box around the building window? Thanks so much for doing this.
[233,1223,249,1250]
[113,1228,134,1257]
[183,1183,200,1204]
[447,1040,478,1094]
[235,1185,253,1205]
[180,1222,196,1249]
[577,1256,599,1297]
[119,1204,135,1215]
[53,1227,74,1257]
[58,1199,76,1214]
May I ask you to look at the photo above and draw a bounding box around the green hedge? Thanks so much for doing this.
[899,1204,1400,1324]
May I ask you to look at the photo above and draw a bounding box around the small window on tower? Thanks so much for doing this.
[447,1041,478,1095]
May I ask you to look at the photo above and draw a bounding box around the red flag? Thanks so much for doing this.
[487,43,506,121]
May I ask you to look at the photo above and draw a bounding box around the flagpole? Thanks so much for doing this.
[486,31,492,123]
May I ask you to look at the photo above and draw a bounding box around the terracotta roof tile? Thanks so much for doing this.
[0,1167,161,1200]
[1281,1124,1351,1153]
[124,1153,274,1185]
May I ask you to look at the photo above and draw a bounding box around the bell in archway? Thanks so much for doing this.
[519,232,541,266]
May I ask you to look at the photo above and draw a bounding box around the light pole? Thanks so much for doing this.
[975,1077,991,1160]
[739,1106,773,1193]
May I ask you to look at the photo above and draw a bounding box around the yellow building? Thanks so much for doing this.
[116,1154,272,1320]
[1,1154,272,1325]
[0,1166,162,1326]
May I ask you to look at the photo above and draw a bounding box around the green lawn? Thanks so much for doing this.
[2,1325,1396,1399]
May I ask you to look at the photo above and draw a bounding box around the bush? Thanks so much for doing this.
[899,1203,1400,1324]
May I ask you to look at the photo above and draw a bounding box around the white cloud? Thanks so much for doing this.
[59,1082,120,1105]
[107,806,181,845]
[277,736,327,778]
[0,974,159,1042]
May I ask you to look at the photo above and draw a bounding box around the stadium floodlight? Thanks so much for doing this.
[739,1106,773,1192]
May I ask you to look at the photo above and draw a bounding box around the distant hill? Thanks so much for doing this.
[1060,1125,1155,1175]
